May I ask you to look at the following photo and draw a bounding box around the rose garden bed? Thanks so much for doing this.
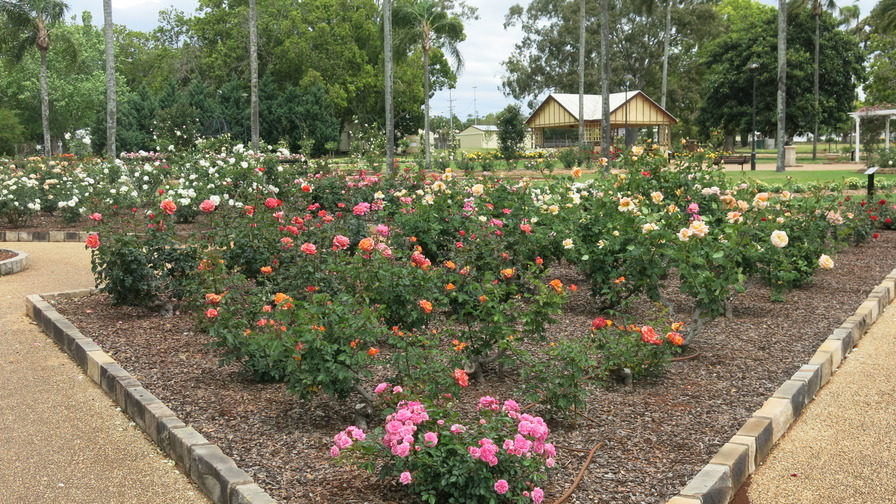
[49,229,896,504]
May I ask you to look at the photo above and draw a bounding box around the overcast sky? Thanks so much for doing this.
[67,0,876,118]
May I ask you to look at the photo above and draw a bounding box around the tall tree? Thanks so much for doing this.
[249,0,259,150]
[0,0,70,156]
[600,0,610,162]
[102,0,116,157]
[395,0,468,171]
[777,0,787,172]
[578,0,585,146]
[385,0,395,172]
[792,0,839,160]
[696,5,862,145]
[872,0,896,35]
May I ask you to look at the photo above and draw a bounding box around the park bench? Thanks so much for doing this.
[712,154,750,170]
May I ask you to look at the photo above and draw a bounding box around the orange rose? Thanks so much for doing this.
[549,279,563,293]
[260,266,273,275]
[419,300,433,314]
[368,347,379,357]
[358,237,375,252]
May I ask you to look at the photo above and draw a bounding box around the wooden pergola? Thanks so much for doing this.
[525,91,678,149]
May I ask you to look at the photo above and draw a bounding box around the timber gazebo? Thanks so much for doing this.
[526,91,677,149]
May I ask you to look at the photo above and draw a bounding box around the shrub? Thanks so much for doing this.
[332,393,555,504]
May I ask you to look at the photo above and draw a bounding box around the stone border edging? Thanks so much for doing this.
[25,289,277,504]
[0,249,28,276]
[0,230,89,243]
[666,267,896,504]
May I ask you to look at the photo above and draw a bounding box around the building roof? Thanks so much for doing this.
[544,91,634,121]
[526,90,677,126]
[458,124,499,134]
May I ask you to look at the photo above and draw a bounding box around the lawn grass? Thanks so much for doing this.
[724,169,896,186]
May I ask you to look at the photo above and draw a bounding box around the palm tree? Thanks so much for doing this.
[793,0,839,160]
[777,0,787,172]
[249,0,260,151]
[0,0,70,157]
[872,0,896,35]
[384,0,396,173]
[102,0,116,158]
[578,0,585,148]
[395,0,466,171]
[600,0,610,166]
[838,4,861,36]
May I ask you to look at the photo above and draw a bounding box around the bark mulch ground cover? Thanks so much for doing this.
[51,230,896,504]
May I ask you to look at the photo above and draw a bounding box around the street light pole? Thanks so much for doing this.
[749,62,760,171]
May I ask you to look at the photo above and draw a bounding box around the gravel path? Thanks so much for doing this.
[747,298,896,503]
[0,242,209,504]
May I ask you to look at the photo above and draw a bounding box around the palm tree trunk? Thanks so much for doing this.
[776,0,787,172]
[578,0,585,148]
[600,0,610,169]
[249,0,260,151]
[423,44,432,171]
[40,49,52,157]
[103,0,117,158]
[812,8,820,161]
[661,0,671,109]
[384,0,395,173]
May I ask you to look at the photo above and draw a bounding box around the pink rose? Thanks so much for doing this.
[333,235,350,250]
[494,480,509,495]
[199,199,216,213]
[399,471,412,485]
[84,233,100,249]
[300,242,317,255]
[88,212,102,221]
[160,199,177,215]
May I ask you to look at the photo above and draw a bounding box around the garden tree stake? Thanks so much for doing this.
[550,441,604,504]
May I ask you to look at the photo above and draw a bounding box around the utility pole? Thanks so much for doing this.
[448,89,456,151]
[473,86,478,125]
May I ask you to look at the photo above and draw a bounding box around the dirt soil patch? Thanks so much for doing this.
[52,231,896,503]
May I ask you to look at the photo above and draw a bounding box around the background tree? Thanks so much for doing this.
[791,0,840,160]
[601,0,610,160]
[496,103,527,159]
[0,0,71,156]
[502,0,722,140]
[777,0,787,172]
[102,0,116,157]
[394,0,469,171]
[871,0,896,35]
[0,108,26,155]
[578,0,586,146]
[696,4,863,148]
[384,0,395,172]
[248,0,259,150]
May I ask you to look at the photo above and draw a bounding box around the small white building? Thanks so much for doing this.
[457,125,500,150]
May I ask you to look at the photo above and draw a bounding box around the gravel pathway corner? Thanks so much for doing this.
[747,300,896,503]
[0,242,209,504]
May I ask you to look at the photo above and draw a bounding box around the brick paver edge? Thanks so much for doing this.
[25,290,277,504]
[667,268,896,504]
[0,249,29,276]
